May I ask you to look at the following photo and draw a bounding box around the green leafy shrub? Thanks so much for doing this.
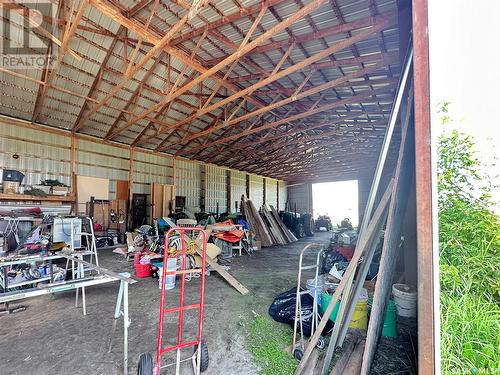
[438,106,500,374]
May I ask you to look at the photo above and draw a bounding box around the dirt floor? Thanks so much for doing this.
[0,231,416,374]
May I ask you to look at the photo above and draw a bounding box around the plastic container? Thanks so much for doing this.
[2,169,24,182]
[134,263,152,278]
[382,299,398,338]
[306,276,325,305]
[158,258,177,289]
[337,246,354,260]
[349,299,368,330]
[392,283,417,317]
[321,288,368,330]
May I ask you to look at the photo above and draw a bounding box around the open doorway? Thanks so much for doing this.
[312,180,359,228]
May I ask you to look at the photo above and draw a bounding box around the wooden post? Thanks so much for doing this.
[245,174,250,199]
[263,178,267,204]
[226,169,232,213]
[172,157,177,212]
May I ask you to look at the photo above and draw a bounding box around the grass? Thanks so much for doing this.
[245,314,298,375]
[438,127,500,374]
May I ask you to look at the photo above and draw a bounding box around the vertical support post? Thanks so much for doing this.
[226,169,232,213]
[412,0,437,373]
[263,178,267,204]
[172,157,177,212]
[245,174,250,199]
[129,148,134,202]
[123,280,129,375]
[276,181,280,210]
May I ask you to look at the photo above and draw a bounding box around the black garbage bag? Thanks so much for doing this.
[320,249,347,275]
[268,287,334,337]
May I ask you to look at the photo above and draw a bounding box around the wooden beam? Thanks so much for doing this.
[170,0,288,45]
[124,0,330,140]
[177,58,396,147]
[32,0,89,123]
[81,0,277,135]
[73,0,209,133]
[155,16,395,145]
[206,12,397,65]
[73,26,126,133]
[189,85,395,151]
[230,52,398,83]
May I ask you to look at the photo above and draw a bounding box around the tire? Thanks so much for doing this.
[303,214,314,237]
[293,347,303,360]
[295,223,305,238]
[137,352,154,375]
[194,340,209,372]
[316,336,326,350]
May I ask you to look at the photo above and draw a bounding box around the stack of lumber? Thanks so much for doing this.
[261,204,297,244]
[241,198,297,247]
[242,198,273,247]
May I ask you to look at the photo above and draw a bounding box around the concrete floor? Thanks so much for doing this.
[0,232,331,374]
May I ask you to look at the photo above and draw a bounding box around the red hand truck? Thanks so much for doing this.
[137,227,209,375]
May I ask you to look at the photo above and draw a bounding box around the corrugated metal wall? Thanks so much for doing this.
[0,124,71,188]
[76,139,129,199]
[230,170,246,213]
[265,178,278,208]
[279,181,287,211]
[133,150,173,195]
[205,164,227,213]
[249,174,264,208]
[287,183,312,214]
[175,159,201,212]
[0,120,287,215]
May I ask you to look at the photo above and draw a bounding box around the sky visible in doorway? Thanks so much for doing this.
[429,0,500,206]
[312,180,359,227]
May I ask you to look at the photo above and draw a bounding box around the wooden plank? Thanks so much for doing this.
[270,205,297,243]
[360,91,414,374]
[116,180,129,200]
[329,338,357,375]
[194,246,249,295]
[0,193,75,202]
[342,340,365,375]
[295,179,393,375]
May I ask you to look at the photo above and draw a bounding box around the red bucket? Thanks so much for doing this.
[134,263,152,278]
[338,246,354,261]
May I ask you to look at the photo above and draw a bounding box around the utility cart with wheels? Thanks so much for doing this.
[137,227,209,375]
[292,243,326,360]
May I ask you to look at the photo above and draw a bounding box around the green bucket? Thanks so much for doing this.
[382,299,397,338]
[320,291,341,322]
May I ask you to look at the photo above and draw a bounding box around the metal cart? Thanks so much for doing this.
[292,243,326,360]
[137,227,209,375]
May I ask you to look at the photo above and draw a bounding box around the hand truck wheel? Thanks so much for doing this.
[194,340,209,372]
[316,336,326,350]
[293,347,303,361]
[137,352,154,375]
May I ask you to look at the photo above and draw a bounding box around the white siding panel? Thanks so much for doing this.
[250,174,263,208]
[265,178,278,208]
[175,159,201,212]
[0,123,71,189]
[230,170,246,213]
[206,165,227,213]
[278,181,287,211]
